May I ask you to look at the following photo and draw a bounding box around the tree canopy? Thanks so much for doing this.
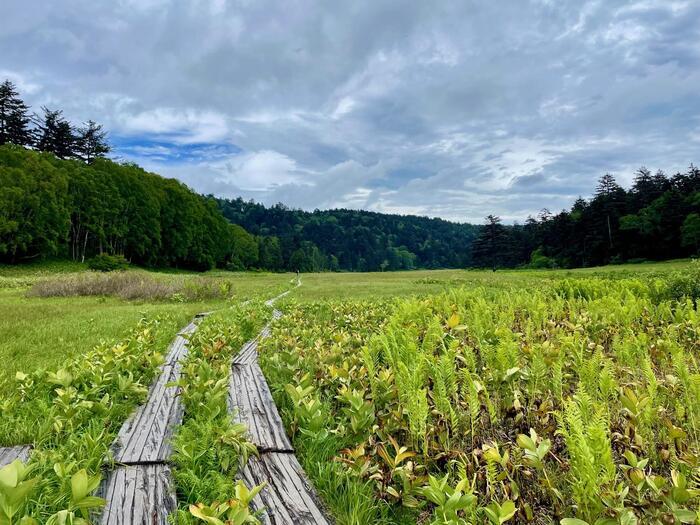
[216,198,479,271]
[0,79,109,162]
[470,166,700,269]
[2,78,699,272]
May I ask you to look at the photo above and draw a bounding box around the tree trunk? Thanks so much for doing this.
[81,230,89,263]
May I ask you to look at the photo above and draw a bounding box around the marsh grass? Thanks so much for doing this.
[27,271,234,301]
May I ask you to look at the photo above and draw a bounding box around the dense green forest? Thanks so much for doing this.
[217,198,479,271]
[2,78,699,272]
[0,144,478,271]
[471,167,700,269]
[2,142,699,271]
[0,145,236,269]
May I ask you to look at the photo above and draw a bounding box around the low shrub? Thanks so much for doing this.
[87,254,129,272]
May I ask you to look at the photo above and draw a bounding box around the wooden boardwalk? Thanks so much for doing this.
[229,359,293,452]
[99,315,204,525]
[98,464,176,524]
[229,281,332,524]
[97,281,329,524]
[111,320,199,464]
[0,445,31,468]
[240,452,329,524]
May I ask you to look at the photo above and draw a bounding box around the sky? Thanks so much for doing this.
[2,0,699,223]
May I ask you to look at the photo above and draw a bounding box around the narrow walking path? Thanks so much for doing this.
[229,280,332,525]
[99,314,206,524]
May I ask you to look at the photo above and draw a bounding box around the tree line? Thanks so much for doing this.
[2,77,698,272]
[3,138,698,271]
[216,198,480,271]
[471,166,700,269]
[0,145,238,269]
[0,143,478,272]
[0,79,109,163]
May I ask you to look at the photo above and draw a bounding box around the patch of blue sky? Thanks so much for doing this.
[111,135,242,165]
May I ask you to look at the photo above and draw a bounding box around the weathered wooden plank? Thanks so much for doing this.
[112,362,183,463]
[240,452,331,525]
[232,309,281,367]
[0,445,31,467]
[228,361,293,452]
[112,314,206,464]
[165,321,198,365]
[232,338,259,366]
[99,464,176,525]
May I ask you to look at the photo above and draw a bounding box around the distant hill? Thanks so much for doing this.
[216,198,480,271]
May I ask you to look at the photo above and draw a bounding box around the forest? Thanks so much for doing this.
[2,77,699,272]
[216,198,479,271]
[471,167,700,269]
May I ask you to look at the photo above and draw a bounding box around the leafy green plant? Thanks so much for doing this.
[0,460,38,525]
[420,474,476,524]
[188,480,265,524]
[170,301,274,520]
[481,499,517,524]
[86,254,128,272]
[0,317,172,520]
[257,276,700,523]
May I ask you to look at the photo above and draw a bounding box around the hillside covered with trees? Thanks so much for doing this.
[2,78,699,273]
[216,198,479,271]
[0,143,479,271]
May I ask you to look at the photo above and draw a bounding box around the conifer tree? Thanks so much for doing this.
[0,80,32,146]
[34,107,75,159]
[75,120,110,163]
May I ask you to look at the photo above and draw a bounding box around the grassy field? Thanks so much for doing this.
[0,264,291,377]
[0,259,692,376]
[293,259,694,301]
[1,259,698,523]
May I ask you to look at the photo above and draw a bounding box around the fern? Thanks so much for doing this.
[558,392,616,521]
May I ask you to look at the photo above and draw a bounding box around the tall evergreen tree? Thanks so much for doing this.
[593,173,626,255]
[0,80,32,146]
[75,120,110,163]
[34,107,75,159]
[472,215,510,270]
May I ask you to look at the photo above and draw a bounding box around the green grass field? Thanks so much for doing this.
[293,259,694,301]
[1,258,698,523]
[0,265,291,377]
[0,259,691,377]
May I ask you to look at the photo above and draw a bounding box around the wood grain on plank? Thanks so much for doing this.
[232,338,259,366]
[240,452,331,525]
[0,445,31,467]
[112,315,204,464]
[112,361,184,463]
[228,361,293,452]
[165,321,198,365]
[99,464,176,525]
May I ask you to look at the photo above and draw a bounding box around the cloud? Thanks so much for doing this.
[213,150,304,191]
[118,107,230,144]
[2,0,699,222]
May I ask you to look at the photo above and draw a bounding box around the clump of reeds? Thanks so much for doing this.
[27,271,233,301]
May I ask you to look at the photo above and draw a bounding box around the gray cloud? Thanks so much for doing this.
[2,0,699,222]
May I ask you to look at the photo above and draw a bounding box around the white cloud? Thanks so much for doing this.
[213,150,304,191]
[3,0,699,222]
[118,108,229,144]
